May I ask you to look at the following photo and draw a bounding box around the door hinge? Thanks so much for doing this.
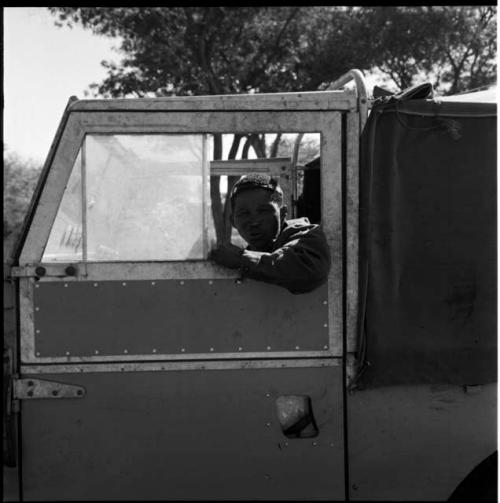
[13,378,86,400]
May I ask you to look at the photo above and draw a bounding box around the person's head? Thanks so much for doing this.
[229,174,287,251]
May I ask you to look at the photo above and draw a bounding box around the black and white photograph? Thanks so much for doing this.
[3,6,497,501]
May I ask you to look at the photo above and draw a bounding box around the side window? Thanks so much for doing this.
[42,132,321,263]
[43,150,83,262]
[43,134,211,262]
[84,135,208,261]
[209,132,321,249]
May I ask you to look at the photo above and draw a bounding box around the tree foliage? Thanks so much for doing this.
[48,7,371,97]
[49,6,496,98]
[3,149,41,252]
[360,6,497,94]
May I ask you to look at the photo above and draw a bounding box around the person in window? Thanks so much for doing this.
[211,173,331,294]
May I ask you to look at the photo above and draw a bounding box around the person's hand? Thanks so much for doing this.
[210,243,244,269]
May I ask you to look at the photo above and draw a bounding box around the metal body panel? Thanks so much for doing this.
[68,90,356,112]
[20,358,341,375]
[31,279,331,360]
[13,261,241,280]
[348,383,497,501]
[345,112,360,353]
[21,366,344,501]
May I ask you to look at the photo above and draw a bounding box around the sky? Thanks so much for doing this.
[4,7,120,164]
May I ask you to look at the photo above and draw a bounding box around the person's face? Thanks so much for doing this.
[232,188,285,251]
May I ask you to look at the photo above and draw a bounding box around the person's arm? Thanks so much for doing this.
[240,228,331,293]
[211,226,331,294]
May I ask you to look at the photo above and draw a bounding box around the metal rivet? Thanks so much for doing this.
[152,349,157,353]
[209,347,214,352]
[323,300,327,305]
[238,347,243,351]
[123,349,128,354]
[180,281,184,285]
[235,280,241,285]
[324,323,328,328]
[122,282,127,286]
[267,346,271,350]
[295,346,300,350]
[312,441,318,446]
[36,352,40,356]
[265,422,271,427]
[64,284,68,287]
[181,348,186,352]
[323,345,328,350]
[330,443,334,447]
[35,284,40,288]
[208,280,213,285]
[94,350,99,354]
[35,307,40,311]
[284,442,288,447]
[93,283,98,287]
[265,393,271,397]
[36,329,40,334]
[66,351,70,356]
[151,281,156,286]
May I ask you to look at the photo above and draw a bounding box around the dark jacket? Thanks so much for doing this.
[239,218,331,294]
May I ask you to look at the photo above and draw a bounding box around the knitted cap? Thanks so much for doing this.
[229,173,283,208]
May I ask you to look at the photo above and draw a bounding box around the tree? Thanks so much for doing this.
[357,6,497,94]
[48,6,496,99]
[3,149,42,256]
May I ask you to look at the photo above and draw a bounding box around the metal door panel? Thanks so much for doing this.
[21,365,344,500]
[33,279,329,358]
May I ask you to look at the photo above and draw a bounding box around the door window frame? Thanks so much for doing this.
[16,91,359,367]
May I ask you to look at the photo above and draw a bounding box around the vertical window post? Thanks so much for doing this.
[202,134,210,259]
[81,136,88,273]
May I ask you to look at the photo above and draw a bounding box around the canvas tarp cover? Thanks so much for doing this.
[357,92,497,388]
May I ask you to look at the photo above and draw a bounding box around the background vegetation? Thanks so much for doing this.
[4,6,496,252]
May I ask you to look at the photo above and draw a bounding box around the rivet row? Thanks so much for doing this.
[35,347,327,357]
[45,348,328,355]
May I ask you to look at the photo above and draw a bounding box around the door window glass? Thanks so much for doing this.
[85,135,208,261]
[42,150,83,262]
[43,134,210,262]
